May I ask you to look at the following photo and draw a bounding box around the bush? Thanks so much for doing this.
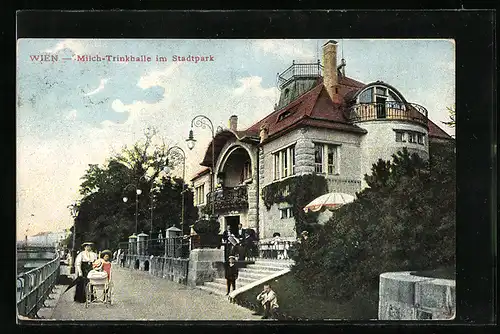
[193,218,220,235]
[291,144,456,302]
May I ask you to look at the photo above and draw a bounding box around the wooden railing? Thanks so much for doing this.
[17,254,60,318]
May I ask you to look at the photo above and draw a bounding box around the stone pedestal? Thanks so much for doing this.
[378,271,456,320]
[187,248,224,287]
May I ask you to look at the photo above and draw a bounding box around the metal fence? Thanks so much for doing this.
[120,237,190,258]
[17,254,60,318]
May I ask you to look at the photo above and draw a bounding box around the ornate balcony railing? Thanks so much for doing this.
[346,102,428,126]
[207,186,249,213]
[277,62,323,89]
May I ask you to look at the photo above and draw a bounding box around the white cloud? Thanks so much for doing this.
[111,99,128,113]
[84,78,108,96]
[137,62,181,90]
[43,39,87,54]
[254,40,316,61]
[232,76,278,98]
[65,109,78,120]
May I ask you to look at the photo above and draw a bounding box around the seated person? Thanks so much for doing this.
[256,284,279,319]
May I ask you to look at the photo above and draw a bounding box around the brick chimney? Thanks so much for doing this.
[322,40,342,103]
[229,115,238,131]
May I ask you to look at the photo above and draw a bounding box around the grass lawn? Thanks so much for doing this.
[234,273,379,320]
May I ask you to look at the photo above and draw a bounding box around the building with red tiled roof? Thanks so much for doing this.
[190,40,454,241]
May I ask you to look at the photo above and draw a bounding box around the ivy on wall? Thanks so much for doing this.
[261,174,328,234]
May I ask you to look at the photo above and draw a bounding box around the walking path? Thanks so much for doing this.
[49,266,261,321]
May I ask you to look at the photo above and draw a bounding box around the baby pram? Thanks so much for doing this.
[85,260,112,308]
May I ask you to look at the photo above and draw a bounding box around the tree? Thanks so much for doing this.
[69,127,193,251]
[291,145,456,301]
[442,104,455,128]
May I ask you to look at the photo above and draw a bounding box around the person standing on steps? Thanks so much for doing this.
[236,223,247,261]
[224,255,239,295]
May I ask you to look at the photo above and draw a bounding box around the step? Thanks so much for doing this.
[242,268,282,275]
[238,270,277,277]
[253,260,294,268]
[198,284,227,296]
[237,277,258,285]
[246,264,290,271]
[204,281,227,291]
[213,278,227,285]
[238,271,270,280]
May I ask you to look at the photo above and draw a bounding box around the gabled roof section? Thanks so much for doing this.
[190,167,210,182]
[199,129,259,168]
[428,119,454,140]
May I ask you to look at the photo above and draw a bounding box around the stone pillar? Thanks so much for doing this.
[165,226,182,257]
[187,248,225,287]
[128,234,137,255]
[137,233,148,256]
[295,135,315,175]
[257,147,265,239]
[246,153,259,230]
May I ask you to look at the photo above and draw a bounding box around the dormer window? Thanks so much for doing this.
[357,85,404,104]
[278,110,291,121]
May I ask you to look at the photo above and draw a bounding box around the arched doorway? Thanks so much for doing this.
[144,261,149,271]
[134,259,140,270]
[219,147,252,187]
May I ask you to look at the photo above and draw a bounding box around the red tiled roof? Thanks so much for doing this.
[428,119,454,139]
[246,76,366,141]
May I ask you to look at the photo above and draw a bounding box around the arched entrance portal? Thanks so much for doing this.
[219,147,252,187]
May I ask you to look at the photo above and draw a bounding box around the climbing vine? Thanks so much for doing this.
[261,174,328,234]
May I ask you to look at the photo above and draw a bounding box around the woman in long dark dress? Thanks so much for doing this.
[74,242,98,303]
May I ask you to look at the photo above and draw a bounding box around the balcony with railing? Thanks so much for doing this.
[277,62,323,89]
[206,185,249,213]
[346,102,428,126]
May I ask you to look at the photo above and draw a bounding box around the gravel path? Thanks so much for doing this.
[50,266,261,321]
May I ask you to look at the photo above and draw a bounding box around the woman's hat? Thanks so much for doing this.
[81,242,94,247]
[100,249,112,258]
[228,255,236,260]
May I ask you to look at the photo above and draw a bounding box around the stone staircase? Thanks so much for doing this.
[198,259,293,296]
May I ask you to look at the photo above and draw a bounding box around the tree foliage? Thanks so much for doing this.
[291,145,456,301]
[442,104,456,128]
[69,130,197,251]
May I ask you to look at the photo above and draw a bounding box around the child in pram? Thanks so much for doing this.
[87,250,112,302]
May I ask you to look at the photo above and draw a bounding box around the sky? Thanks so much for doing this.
[16,39,455,240]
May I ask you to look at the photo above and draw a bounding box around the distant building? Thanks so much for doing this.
[190,40,454,242]
[27,230,68,247]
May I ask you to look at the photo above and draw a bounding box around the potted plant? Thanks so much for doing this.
[192,218,220,248]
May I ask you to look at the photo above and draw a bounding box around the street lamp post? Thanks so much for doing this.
[123,186,143,234]
[164,146,187,231]
[186,115,216,217]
